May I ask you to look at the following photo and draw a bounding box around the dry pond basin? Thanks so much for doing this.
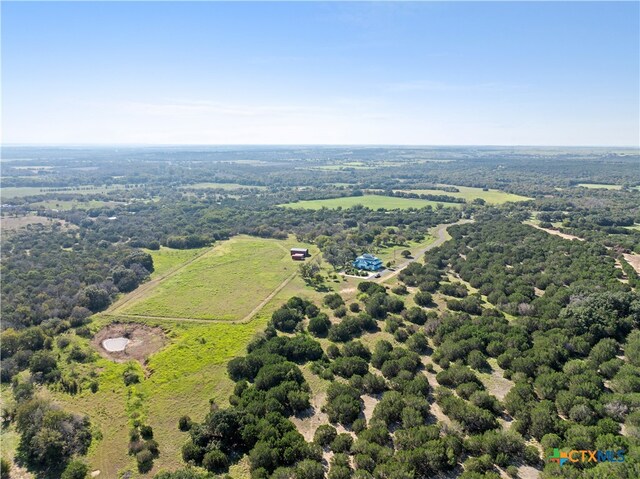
[93,323,166,362]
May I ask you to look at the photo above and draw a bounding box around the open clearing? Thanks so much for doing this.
[31,199,123,210]
[0,184,129,200]
[180,182,267,190]
[395,185,531,204]
[575,183,622,190]
[143,246,209,278]
[92,323,166,363]
[279,194,462,210]
[1,214,76,234]
[117,235,317,321]
[57,248,332,478]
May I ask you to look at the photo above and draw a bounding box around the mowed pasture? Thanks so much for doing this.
[143,246,209,278]
[395,185,530,204]
[119,235,317,321]
[575,183,622,190]
[279,194,461,210]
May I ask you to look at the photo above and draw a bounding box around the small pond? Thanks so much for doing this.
[102,337,129,352]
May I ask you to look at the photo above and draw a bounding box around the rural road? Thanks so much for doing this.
[375,218,472,284]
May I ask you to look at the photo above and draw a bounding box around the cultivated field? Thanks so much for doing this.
[396,185,530,204]
[117,236,317,321]
[279,194,461,210]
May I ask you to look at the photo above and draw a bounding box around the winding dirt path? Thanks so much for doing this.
[375,218,472,284]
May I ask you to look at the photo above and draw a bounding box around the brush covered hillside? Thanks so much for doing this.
[1,146,640,479]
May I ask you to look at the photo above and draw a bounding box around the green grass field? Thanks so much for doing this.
[575,183,622,190]
[279,195,461,210]
[396,185,530,204]
[143,246,208,278]
[51,316,267,478]
[0,185,129,201]
[51,245,334,478]
[121,236,316,321]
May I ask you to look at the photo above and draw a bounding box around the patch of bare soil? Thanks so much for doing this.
[483,367,514,401]
[623,253,640,274]
[530,224,584,241]
[518,465,541,479]
[362,394,380,423]
[92,323,166,363]
[291,392,330,442]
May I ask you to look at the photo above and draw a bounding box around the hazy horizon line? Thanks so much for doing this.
[3,143,639,150]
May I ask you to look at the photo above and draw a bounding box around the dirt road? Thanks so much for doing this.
[375,218,472,284]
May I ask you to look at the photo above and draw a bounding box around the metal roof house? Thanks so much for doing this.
[353,254,383,271]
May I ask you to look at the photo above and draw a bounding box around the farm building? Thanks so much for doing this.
[353,253,383,271]
[290,247,310,257]
[291,253,306,261]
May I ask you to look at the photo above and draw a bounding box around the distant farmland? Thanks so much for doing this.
[119,235,316,321]
[395,185,530,204]
[576,183,623,190]
[279,194,462,210]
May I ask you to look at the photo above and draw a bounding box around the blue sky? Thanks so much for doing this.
[2,1,639,146]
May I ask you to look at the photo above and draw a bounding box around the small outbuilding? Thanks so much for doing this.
[291,253,306,261]
[290,247,310,257]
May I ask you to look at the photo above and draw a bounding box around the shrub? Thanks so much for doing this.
[314,424,338,446]
[123,370,141,386]
[331,433,354,453]
[414,291,433,307]
[202,448,228,472]
[140,424,153,439]
[308,315,331,337]
[178,415,192,431]
[0,458,10,479]
[324,293,345,310]
[392,285,408,295]
[136,449,154,473]
[61,461,88,479]
[334,305,347,318]
[295,460,324,479]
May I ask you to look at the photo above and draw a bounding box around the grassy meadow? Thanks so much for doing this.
[279,194,461,210]
[121,236,317,321]
[575,183,622,190]
[143,246,209,278]
[179,182,267,190]
[0,184,129,201]
[53,249,338,478]
[396,185,530,204]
